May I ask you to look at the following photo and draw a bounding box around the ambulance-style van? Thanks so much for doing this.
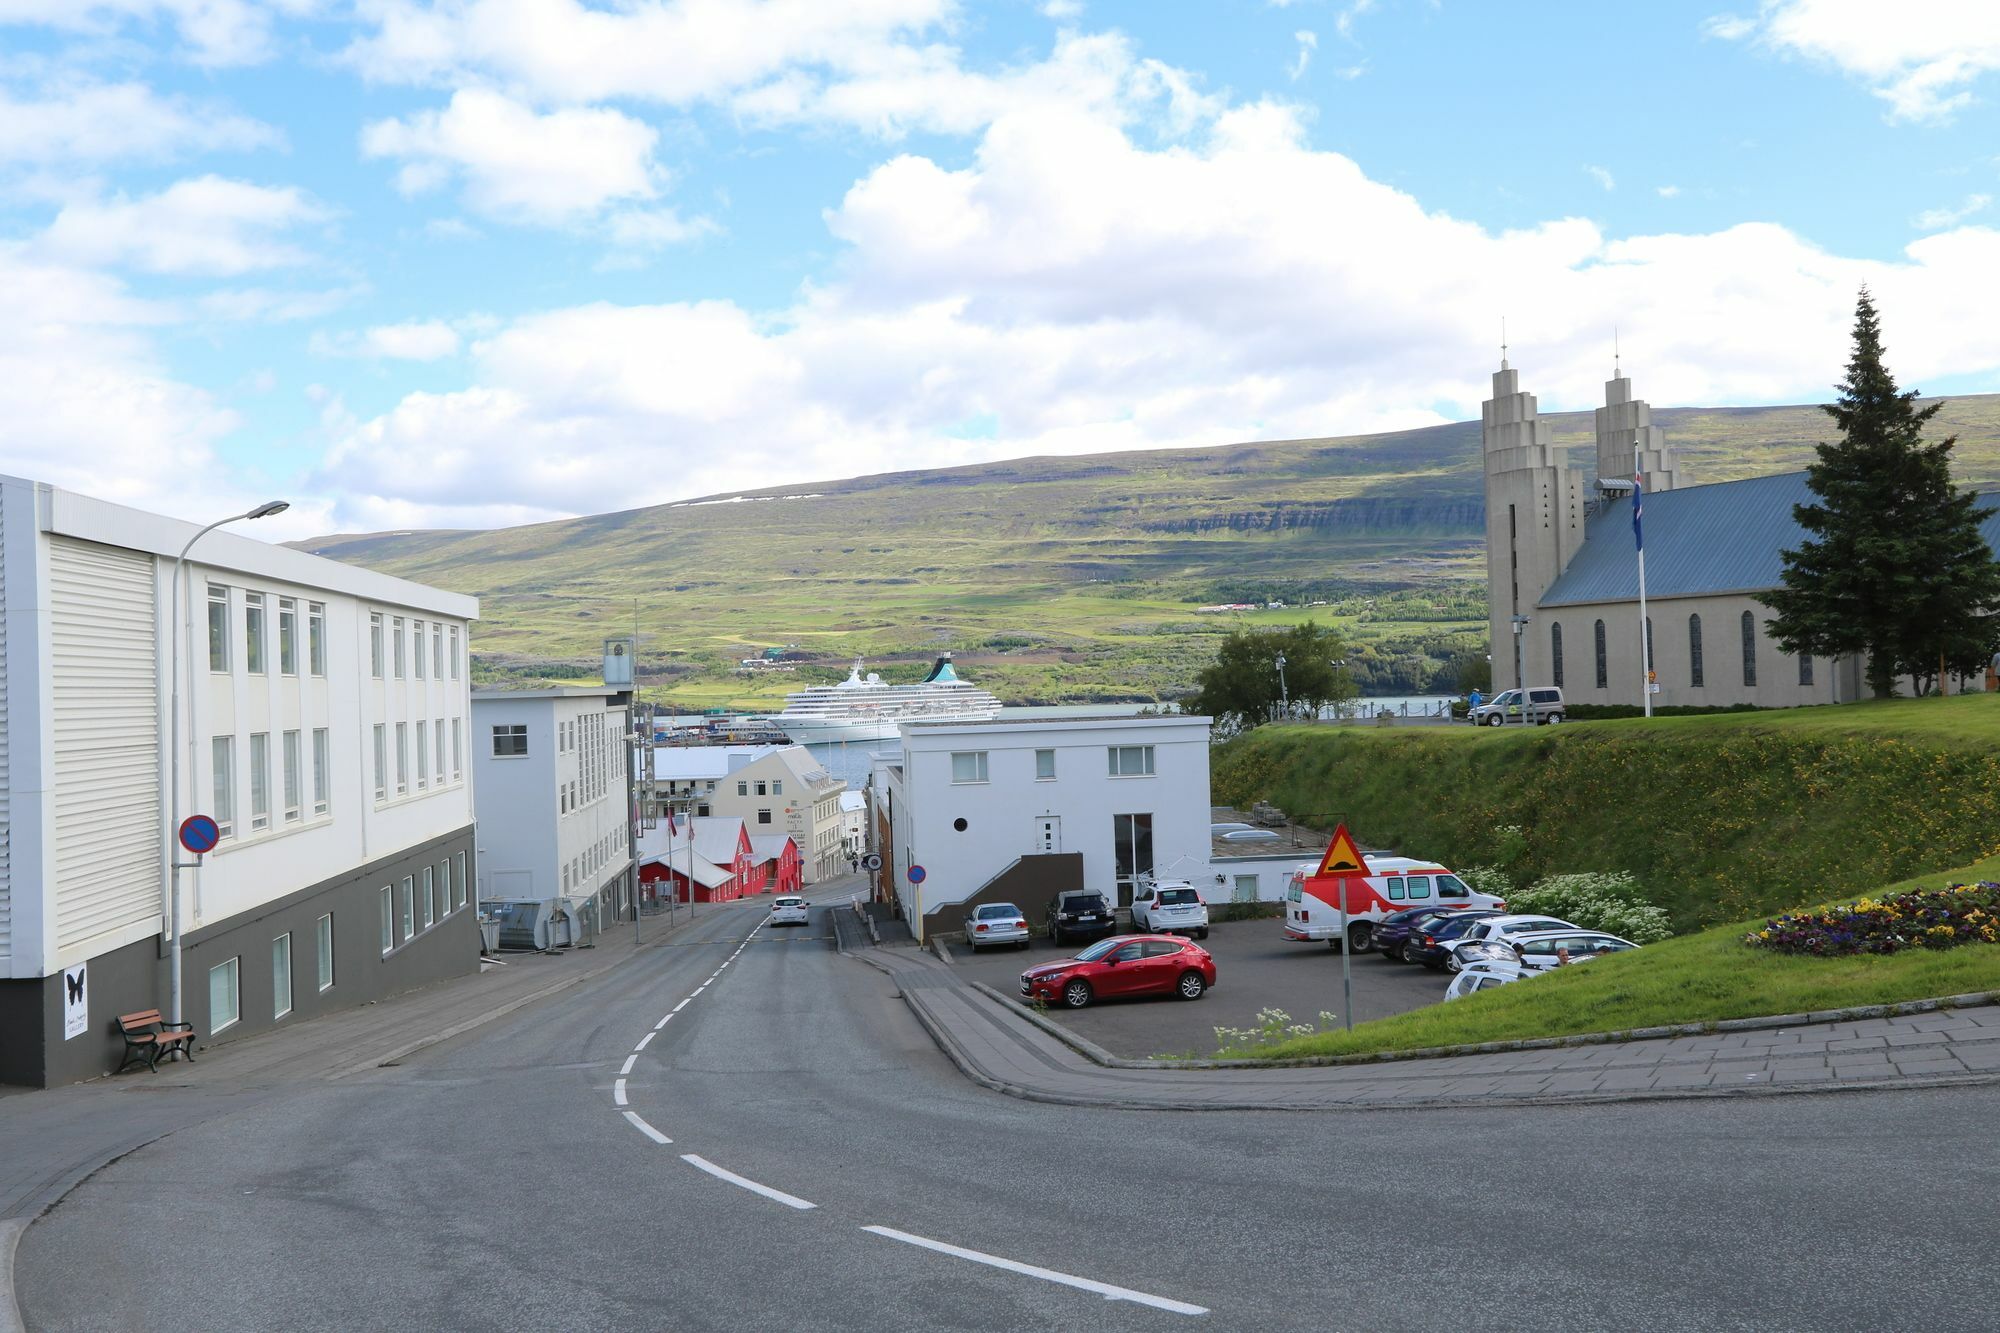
[1283,854,1507,953]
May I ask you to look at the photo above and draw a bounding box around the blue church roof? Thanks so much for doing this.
[1539,471,2000,608]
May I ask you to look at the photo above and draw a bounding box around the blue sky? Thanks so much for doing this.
[5,1,2000,536]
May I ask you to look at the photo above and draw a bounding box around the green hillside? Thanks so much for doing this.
[300,394,2000,706]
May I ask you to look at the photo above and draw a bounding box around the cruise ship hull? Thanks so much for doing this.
[769,712,996,745]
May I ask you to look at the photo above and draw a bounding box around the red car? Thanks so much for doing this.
[1019,934,1217,1009]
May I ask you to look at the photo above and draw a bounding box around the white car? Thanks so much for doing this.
[1443,964,1524,1000]
[1130,882,1210,939]
[1456,929,1640,974]
[965,901,1031,950]
[769,895,809,926]
[1444,914,1579,968]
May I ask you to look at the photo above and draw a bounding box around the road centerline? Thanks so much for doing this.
[621,1111,672,1145]
[860,1225,1209,1317]
[680,1154,816,1210]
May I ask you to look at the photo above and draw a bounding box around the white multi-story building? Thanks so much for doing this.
[869,714,1213,941]
[0,476,478,1088]
[471,687,634,926]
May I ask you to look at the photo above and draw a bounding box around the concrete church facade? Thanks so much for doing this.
[1481,357,1883,709]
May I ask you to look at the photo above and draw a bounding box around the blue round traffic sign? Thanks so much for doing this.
[178,815,221,855]
[907,864,927,885]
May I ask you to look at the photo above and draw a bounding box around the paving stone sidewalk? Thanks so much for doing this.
[846,929,2000,1110]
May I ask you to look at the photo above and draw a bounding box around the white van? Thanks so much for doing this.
[1470,687,1565,725]
[1283,855,1507,953]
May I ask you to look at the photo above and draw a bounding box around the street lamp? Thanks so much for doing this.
[1327,658,1347,721]
[1509,614,1530,725]
[1274,651,1289,722]
[168,500,289,1027]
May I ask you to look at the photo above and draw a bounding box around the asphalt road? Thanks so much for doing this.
[18,892,2000,1332]
[948,918,1447,1057]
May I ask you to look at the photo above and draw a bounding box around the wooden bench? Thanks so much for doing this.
[115,1010,197,1073]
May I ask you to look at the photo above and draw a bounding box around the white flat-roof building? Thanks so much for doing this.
[0,475,478,1087]
[471,687,634,928]
[870,714,1213,941]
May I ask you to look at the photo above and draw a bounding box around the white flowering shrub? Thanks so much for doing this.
[1455,863,1515,900]
[1214,1008,1341,1053]
[1507,871,1675,944]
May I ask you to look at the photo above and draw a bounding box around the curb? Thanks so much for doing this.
[929,936,953,966]
[0,1220,24,1333]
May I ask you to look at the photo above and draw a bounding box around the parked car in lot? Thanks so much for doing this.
[1047,890,1117,945]
[1019,934,1217,1009]
[769,895,809,927]
[1451,914,1581,951]
[1401,911,1509,970]
[964,901,1030,951]
[1131,882,1210,939]
[1454,930,1639,974]
[1443,965,1523,1000]
[1469,686,1565,725]
[1372,907,1468,962]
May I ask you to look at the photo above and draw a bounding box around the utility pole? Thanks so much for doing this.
[1510,615,1529,724]
[1274,651,1289,722]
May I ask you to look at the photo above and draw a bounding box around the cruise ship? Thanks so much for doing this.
[762,655,1001,744]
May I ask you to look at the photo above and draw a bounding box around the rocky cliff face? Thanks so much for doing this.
[1145,496,1484,534]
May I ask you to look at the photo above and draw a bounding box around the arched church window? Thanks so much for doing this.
[1799,653,1813,687]
[1593,619,1607,689]
[1689,614,1704,688]
[1741,611,1758,687]
[1550,622,1564,687]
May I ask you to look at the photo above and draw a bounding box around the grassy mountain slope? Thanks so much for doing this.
[302,394,2000,705]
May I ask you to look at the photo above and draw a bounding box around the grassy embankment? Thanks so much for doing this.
[1210,697,2000,1057]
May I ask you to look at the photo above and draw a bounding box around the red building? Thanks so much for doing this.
[750,834,803,896]
[638,817,757,903]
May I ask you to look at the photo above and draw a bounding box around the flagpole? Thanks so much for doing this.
[1635,448,1652,718]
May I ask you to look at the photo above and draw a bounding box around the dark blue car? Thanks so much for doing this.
[1402,911,1506,970]
[1371,907,1463,963]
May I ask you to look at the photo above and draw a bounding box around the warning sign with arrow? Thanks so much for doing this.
[1313,823,1368,878]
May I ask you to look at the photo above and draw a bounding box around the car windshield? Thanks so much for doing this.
[1157,889,1198,905]
[1073,938,1125,962]
[978,904,1020,919]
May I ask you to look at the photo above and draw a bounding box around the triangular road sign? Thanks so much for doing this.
[1314,823,1368,878]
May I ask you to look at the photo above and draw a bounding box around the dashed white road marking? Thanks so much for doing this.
[623,1111,672,1145]
[636,1031,656,1051]
[680,1154,816,1210]
[619,1053,638,1077]
[654,1014,674,1030]
[690,985,707,997]
[613,1078,628,1106]
[673,998,692,1013]
[861,1226,1208,1316]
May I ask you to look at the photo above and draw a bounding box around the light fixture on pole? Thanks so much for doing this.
[1510,614,1530,724]
[167,500,289,1028]
[1274,651,1289,722]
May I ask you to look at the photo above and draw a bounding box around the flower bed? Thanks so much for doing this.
[1747,883,2000,956]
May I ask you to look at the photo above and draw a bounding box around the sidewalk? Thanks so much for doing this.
[0,907,712,1224]
[842,921,2000,1110]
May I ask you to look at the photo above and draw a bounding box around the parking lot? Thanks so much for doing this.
[946,918,1447,1059]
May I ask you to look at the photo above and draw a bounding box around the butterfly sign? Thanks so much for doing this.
[63,964,87,1040]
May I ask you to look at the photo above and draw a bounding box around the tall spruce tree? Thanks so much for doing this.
[1762,289,2000,697]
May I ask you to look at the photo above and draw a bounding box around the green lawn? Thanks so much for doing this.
[1235,852,2000,1060]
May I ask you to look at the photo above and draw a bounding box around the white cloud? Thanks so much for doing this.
[1040,0,1082,17]
[361,88,664,226]
[39,175,329,276]
[0,0,323,68]
[311,320,463,361]
[1656,184,1682,198]
[0,79,279,165]
[316,98,2000,530]
[1585,164,1615,191]
[1915,193,1991,230]
[1335,0,1378,42]
[1708,0,2000,123]
[1289,31,1317,82]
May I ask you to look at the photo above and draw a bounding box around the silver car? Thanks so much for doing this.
[965,901,1030,950]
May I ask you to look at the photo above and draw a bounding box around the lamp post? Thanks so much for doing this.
[1327,658,1347,721]
[167,500,289,1027]
[1510,614,1529,725]
[1274,651,1289,722]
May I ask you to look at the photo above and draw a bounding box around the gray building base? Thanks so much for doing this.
[0,826,478,1089]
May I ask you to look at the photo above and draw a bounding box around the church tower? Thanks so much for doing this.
[1592,354,1678,496]
[1482,352,1583,691]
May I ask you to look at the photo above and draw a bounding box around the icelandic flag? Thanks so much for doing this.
[1632,472,1644,552]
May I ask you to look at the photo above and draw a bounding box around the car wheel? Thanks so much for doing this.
[1346,921,1374,954]
[1018,939,1030,951]
[1062,979,1093,1009]
[1176,970,1206,1001]
[1549,713,1564,724]
[1195,927,1209,940]
[1384,941,1405,962]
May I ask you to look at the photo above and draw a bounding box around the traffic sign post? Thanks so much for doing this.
[178,814,220,857]
[1316,823,1368,1032]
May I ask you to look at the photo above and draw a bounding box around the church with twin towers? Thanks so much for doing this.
[1480,352,1877,709]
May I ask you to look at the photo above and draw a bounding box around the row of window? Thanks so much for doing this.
[208,585,326,678]
[1553,612,1812,692]
[372,718,465,804]
[211,728,330,839]
[950,745,1156,785]
[563,831,626,895]
[207,913,335,1033]
[379,853,470,954]
[368,611,461,683]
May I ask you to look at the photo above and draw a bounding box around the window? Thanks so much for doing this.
[772,779,782,796]
[393,616,406,678]
[450,625,461,679]
[272,934,293,1019]
[317,913,334,991]
[433,622,443,678]
[209,957,240,1032]
[416,724,429,790]
[697,803,710,817]
[758,809,772,825]
[212,736,235,838]
[412,619,426,678]
[278,597,298,675]
[380,886,393,954]
[1437,875,1470,899]
[1594,619,1608,689]
[1689,614,1705,688]
[755,780,767,796]
[737,780,748,796]
[399,876,414,940]
[452,718,463,780]
[1387,879,1406,901]
[312,728,330,817]
[373,724,387,802]
[1403,875,1432,900]
[950,751,989,784]
[1799,652,1814,686]
[437,860,451,917]
[370,612,385,678]
[1112,812,1154,906]
[207,584,230,672]
[421,867,435,929]
[282,729,302,823]
[308,601,326,676]
[249,732,270,831]
[1108,745,1155,777]
[455,852,467,909]
[1233,874,1259,903]
[244,593,266,674]
[492,724,527,757]
[435,719,446,785]
[1741,610,1758,687]
[1550,622,1564,688]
